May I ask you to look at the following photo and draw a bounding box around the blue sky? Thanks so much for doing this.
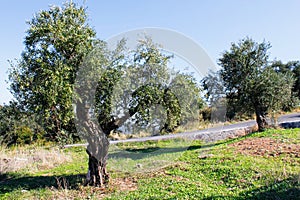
[1,0,300,104]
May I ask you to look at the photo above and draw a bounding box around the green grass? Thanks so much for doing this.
[0,128,299,199]
[106,129,300,200]
[108,138,193,173]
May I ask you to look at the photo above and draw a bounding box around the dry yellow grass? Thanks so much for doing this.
[0,145,71,174]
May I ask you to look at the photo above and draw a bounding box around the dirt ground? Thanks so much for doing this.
[229,137,300,157]
[111,177,138,191]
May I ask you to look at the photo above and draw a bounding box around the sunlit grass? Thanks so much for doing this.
[108,138,195,173]
[0,128,299,199]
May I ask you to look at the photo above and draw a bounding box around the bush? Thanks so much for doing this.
[1,125,33,146]
[0,103,45,146]
[15,126,34,145]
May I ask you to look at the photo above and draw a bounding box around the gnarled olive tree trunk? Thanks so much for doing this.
[75,84,182,187]
[76,101,110,187]
[255,108,268,132]
[85,127,110,186]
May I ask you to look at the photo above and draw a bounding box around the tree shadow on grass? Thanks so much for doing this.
[109,145,191,160]
[108,140,226,161]
[202,175,300,200]
[240,175,300,200]
[0,173,85,195]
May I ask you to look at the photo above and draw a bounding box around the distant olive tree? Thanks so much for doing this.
[271,60,300,111]
[218,38,294,131]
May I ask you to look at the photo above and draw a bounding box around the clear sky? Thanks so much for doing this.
[1,0,300,105]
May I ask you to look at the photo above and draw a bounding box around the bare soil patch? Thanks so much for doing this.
[48,177,138,199]
[110,177,138,191]
[229,138,300,157]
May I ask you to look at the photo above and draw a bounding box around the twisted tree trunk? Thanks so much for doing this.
[76,100,110,187]
[84,129,110,186]
[255,108,268,132]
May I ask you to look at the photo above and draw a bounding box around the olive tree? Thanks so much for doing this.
[9,2,95,140]
[75,37,203,186]
[219,38,294,131]
[271,60,300,111]
[9,2,204,187]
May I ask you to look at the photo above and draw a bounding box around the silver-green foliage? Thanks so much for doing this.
[219,38,295,130]
[9,2,95,139]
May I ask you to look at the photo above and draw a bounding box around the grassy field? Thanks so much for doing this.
[0,128,299,199]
